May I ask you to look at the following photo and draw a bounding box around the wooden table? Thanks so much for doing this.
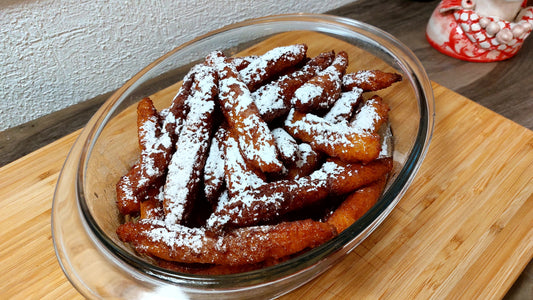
[1,0,532,299]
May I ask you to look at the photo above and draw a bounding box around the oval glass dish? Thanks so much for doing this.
[52,14,434,299]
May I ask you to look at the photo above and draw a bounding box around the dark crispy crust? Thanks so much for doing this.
[343,70,402,92]
[117,219,337,266]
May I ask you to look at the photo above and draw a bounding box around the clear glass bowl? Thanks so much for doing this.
[52,13,434,299]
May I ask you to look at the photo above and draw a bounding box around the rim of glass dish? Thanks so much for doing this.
[76,13,434,288]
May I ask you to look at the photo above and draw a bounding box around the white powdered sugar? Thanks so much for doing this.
[239,45,304,86]
[143,219,208,253]
[351,98,382,133]
[224,134,266,194]
[324,88,363,124]
[343,70,375,87]
[203,129,226,199]
[271,127,299,163]
[212,52,282,171]
[294,143,316,169]
[164,65,216,225]
[252,81,288,118]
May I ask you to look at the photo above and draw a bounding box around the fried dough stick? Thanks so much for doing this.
[350,95,390,133]
[116,72,195,215]
[324,88,363,124]
[326,177,387,233]
[223,132,266,197]
[284,108,382,163]
[207,51,283,173]
[239,44,308,92]
[163,65,218,225]
[253,51,335,122]
[291,51,348,112]
[271,128,321,180]
[203,125,228,207]
[343,70,402,92]
[206,158,393,230]
[116,219,337,266]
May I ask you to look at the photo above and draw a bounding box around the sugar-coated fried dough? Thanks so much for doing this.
[285,143,321,180]
[163,68,196,138]
[117,219,336,266]
[164,65,218,225]
[224,132,266,197]
[284,108,382,163]
[239,44,308,91]
[350,95,390,134]
[327,178,387,233]
[343,70,402,92]
[227,55,259,71]
[326,158,392,195]
[116,98,173,215]
[203,125,228,207]
[207,51,283,173]
[253,51,335,122]
[324,88,363,124]
[116,163,143,215]
[291,51,348,112]
[117,43,396,275]
[116,70,197,216]
[207,158,392,230]
[272,128,300,165]
[140,195,164,220]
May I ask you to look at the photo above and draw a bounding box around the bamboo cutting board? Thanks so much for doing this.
[1,34,532,299]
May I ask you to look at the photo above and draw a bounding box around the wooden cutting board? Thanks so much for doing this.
[1,38,532,299]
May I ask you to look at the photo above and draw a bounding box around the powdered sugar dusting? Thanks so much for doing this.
[164,65,217,225]
[240,44,305,87]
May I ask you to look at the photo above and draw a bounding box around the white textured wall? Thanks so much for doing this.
[0,0,354,131]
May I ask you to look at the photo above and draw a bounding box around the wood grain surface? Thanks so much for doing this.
[1,28,532,299]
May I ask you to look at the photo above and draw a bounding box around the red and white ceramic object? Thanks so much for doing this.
[426,0,533,62]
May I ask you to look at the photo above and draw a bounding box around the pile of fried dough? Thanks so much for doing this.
[116,44,402,275]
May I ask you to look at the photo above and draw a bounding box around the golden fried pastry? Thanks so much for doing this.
[343,69,402,92]
[324,88,363,124]
[291,51,348,112]
[284,108,382,163]
[223,131,266,197]
[203,125,228,207]
[206,158,392,230]
[163,64,218,225]
[227,55,259,71]
[117,218,336,266]
[350,95,390,134]
[140,196,164,220]
[285,143,321,180]
[253,51,335,122]
[116,98,172,215]
[326,178,387,233]
[117,43,398,275]
[207,51,283,173]
[239,44,308,91]
[271,127,300,165]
